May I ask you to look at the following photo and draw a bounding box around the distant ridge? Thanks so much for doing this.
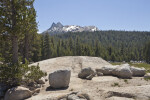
[42,22,99,35]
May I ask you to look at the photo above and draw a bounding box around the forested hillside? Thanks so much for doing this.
[2,30,150,63]
[1,31,150,62]
[48,30,150,62]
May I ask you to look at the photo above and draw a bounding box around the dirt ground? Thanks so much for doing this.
[28,56,150,100]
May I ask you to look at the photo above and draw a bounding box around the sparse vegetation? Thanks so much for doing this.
[144,77,150,81]
[111,82,120,87]
[111,62,125,65]
[129,63,150,73]
[0,60,47,87]
[69,88,74,91]
[124,79,128,84]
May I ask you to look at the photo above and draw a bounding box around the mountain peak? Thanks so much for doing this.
[56,22,63,27]
[49,22,63,29]
[44,22,99,35]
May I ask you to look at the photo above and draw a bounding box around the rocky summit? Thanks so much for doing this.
[42,22,99,35]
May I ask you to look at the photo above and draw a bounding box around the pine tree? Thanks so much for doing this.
[0,0,37,64]
[144,42,150,63]
[43,33,51,59]
[31,34,41,62]
[95,40,101,57]
[22,0,38,62]
[41,35,45,60]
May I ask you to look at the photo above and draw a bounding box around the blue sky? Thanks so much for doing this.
[34,0,150,33]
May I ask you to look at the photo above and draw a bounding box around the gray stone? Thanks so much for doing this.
[77,92,91,100]
[96,65,117,75]
[67,94,80,100]
[78,67,95,79]
[130,66,146,77]
[4,86,32,100]
[49,69,71,88]
[67,92,90,100]
[112,64,132,79]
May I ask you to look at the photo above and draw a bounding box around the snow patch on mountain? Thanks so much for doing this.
[43,22,99,35]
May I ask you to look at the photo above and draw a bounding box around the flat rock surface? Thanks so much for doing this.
[92,76,119,82]
[105,97,134,100]
[30,56,111,74]
[28,56,150,100]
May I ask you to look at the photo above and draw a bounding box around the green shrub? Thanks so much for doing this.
[0,60,47,86]
[24,63,47,83]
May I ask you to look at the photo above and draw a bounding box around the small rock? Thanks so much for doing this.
[4,86,32,100]
[49,69,71,89]
[78,67,95,79]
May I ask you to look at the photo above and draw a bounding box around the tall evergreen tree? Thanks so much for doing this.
[0,0,37,64]
[23,0,37,62]
[43,33,51,59]
[144,42,150,63]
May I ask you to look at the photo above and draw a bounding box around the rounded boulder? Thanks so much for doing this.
[112,64,132,79]
[78,67,95,79]
[4,86,32,100]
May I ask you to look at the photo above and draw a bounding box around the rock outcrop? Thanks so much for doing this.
[4,86,32,100]
[49,69,71,88]
[130,66,146,77]
[78,67,95,80]
[96,65,117,75]
[112,64,132,79]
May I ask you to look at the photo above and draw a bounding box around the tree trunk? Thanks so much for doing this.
[12,36,18,64]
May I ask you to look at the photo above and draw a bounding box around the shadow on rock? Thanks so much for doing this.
[46,86,69,91]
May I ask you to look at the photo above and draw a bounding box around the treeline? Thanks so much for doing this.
[1,30,150,63]
[41,31,150,62]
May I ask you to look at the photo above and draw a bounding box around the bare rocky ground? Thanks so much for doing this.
[28,56,150,100]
